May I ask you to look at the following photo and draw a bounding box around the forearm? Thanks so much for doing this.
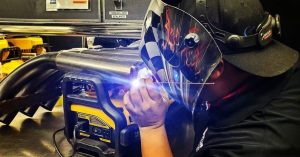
[140,125,173,157]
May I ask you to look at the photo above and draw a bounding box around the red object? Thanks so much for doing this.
[73,0,87,4]
[215,83,250,106]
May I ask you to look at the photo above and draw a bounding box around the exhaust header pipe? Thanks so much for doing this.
[0,49,142,122]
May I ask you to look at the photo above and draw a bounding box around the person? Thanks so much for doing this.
[123,0,300,157]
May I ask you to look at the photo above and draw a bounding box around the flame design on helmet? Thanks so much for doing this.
[141,0,222,110]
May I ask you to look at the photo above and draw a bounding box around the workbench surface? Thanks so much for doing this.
[0,107,72,157]
[0,104,195,157]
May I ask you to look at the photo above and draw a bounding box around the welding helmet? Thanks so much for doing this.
[140,0,222,111]
[179,0,299,77]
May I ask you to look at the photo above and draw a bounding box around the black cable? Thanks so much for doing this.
[52,127,67,157]
[53,122,86,157]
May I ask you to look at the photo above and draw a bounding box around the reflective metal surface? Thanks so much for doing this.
[0,105,194,157]
[56,51,143,78]
[0,106,72,157]
[0,23,143,39]
[0,0,147,39]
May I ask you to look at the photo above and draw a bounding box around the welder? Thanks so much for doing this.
[123,0,300,157]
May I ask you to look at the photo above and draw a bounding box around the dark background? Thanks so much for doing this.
[260,0,300,52]
[163,0,300,52]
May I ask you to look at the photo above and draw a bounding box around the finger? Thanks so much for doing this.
[123,92,138,115]
[158,86,173,103]
[139,79,152,103]
[145,78,162,101]
[129,86,143,108]
[123,92,132,107]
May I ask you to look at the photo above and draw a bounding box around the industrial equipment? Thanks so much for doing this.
[0,0,151,38]
[0,47,195,157]
[62,72,140,157]
[1,36,54,117]
[0,47,143,156]
[7,36,49,60]
[0,0,198,156]
[0,36,22,80]
[0,36,21,63]
[1,36,50,80]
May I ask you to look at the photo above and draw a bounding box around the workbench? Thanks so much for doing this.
[0,107,71,157]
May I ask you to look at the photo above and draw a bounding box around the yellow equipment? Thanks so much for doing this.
[0,36,11,62]
[1,36,49,80]
[63,72,140,157]
[7,36,49,59]
[1,36,62,118]
[0,36,23,79]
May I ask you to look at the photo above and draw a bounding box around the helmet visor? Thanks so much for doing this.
[140,0,222,110]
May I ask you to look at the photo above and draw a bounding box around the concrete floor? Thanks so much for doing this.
[0,107,72,157]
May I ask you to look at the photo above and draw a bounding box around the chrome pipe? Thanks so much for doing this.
[0,51,143,120]
[78,48,140,59]
[56,52,142,77]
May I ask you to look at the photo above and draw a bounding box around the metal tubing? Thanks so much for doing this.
[0,50,142,118]
[79,49,140,58]
[0,53,57,100]
[20,70,61,117]
[56,52,141,77]
[0,70,59,123]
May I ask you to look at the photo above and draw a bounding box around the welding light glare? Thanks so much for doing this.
[131,79,141,88]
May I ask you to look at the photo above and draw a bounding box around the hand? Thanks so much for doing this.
[123,78,171,129]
